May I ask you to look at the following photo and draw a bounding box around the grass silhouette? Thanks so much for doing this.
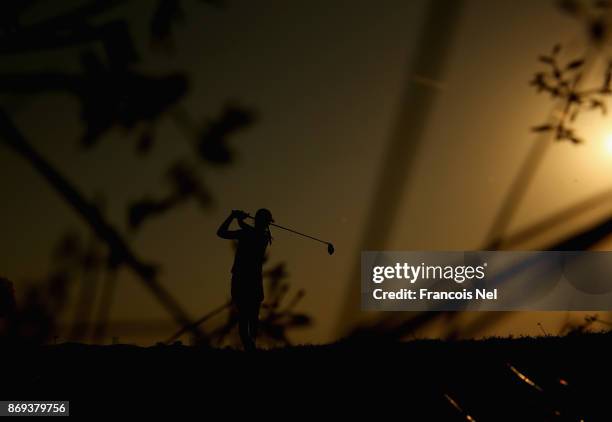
[2,331,611,419]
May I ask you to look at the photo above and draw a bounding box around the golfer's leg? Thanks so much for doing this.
[238,306,252,350]
[250,302,261,340]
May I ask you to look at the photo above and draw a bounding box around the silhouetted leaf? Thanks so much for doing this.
[570,110,578,121]
[198,138,231,163]
[559,0,581,16]
[531,124,553,132]
[150,0,184,46]
[602,62,612,92]
[102,21,139,69]
[128,199,162,229]
[288,314,311,326]
[263,263,289,282]
[590,99,607,114]
[590,19,606,42]
[568,92,581,103]
[565,59,584,70]
[197,106,256,164]
[79,71,187,147]
[538,55,554,65]
[168,162,206,199]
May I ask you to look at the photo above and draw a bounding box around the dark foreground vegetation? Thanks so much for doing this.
[2,331,611,420]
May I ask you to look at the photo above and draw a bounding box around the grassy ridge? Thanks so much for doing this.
[2,332,611,419]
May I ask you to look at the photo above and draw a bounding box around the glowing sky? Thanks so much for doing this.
[2,0,612,344]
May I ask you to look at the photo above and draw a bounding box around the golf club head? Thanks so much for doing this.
[327,243,335,255]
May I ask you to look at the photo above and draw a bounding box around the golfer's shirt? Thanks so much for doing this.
[230,226,269,300]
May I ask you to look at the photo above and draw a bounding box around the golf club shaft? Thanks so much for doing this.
[246,215,330,245]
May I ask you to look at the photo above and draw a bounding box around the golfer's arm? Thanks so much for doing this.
[217,214,240,239]
[237,219,252,230]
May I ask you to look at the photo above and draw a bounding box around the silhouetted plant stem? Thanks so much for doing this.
[495,187,612,249]
[484,50,598,249]
[165,300,231,344]
[336,0,465,336]
[69,236,99,341]
[92,268,118,343]
[483,132,553,249]
[0,108,205,342]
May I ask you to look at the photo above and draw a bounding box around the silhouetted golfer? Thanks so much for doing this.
[217,209,273,350]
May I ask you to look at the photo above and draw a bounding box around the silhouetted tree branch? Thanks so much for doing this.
[0,109,206,342]
[0,0,258,344]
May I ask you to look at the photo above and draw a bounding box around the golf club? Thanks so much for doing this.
[246,214,335,255]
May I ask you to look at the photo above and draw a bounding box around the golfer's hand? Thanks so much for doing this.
[232,210,248,220]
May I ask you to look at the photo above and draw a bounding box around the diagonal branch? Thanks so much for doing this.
[0,108,205,342]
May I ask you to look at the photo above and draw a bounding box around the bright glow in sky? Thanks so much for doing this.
[604,133,612,156]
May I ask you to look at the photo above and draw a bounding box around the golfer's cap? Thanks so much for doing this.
[256,208,274,223]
